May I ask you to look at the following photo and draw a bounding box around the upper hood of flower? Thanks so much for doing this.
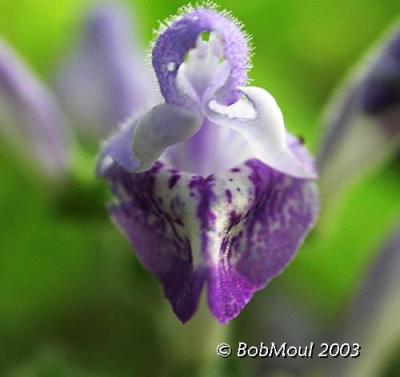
[152,8,250,109]
[99,7,318,179]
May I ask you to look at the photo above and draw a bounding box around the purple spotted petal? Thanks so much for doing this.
[102,162,207,322]
[0,39,70,177]
[100,140,319,324]
[207,160,318,323]
[55,2,157,139]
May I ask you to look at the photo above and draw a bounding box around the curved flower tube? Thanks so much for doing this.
[329,223,400,377]
[98,6,319,324]
[318,24,400,204]
[0,39,71,177]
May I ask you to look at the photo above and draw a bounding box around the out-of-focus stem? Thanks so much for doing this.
[156,295,229,377]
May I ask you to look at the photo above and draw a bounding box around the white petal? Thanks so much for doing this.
[204,86,318,179]
[132,104,202,172]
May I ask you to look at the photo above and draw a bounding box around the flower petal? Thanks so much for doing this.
[97,120,139,175]
[100,138,319,323]
[204,86,318,179]
[55,3,157,138]
[98,104,202,175]
[0,39,70,177]
[133,104,202,172]
[206,159,319,323]
[101,162,208,322]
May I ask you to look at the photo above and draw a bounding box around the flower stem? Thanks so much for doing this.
[156,295,229,377]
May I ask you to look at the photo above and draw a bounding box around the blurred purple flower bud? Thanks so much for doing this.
[55,2,158,139]
[0,39,71,177]
[98,6,319,324]
[327,223,400,377]
[318,26,400,206]
[0,2,157,180]
[360,33,400,114]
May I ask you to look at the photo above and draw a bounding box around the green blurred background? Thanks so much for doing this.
[0,0,399,376]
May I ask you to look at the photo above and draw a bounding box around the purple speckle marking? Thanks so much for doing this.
[100,157,319,324]
[225,189,232,204]
[168,174,181,189]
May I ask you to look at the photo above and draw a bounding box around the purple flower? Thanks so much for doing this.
[98,6,319,324]
[0,3,153,178]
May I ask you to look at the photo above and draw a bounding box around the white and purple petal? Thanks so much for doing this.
[99,139,319,323]
[98,103,202,175]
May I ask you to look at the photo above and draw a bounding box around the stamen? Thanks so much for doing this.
[178,32,227,100]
